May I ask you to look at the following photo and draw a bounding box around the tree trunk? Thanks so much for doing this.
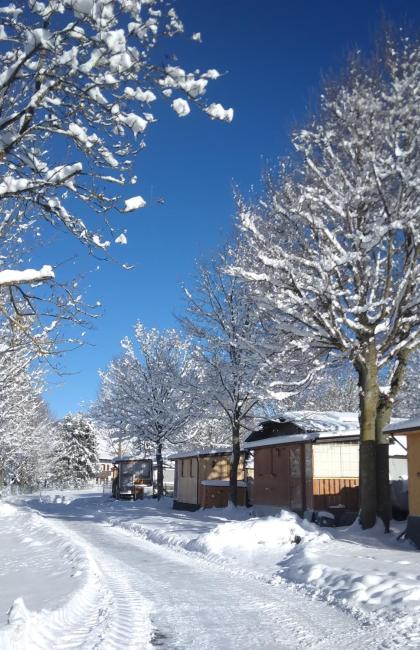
[156,443,164,500]
[359,440,376,529]
[376,397,392,532]
[356,349,380,529]
[375,353,409,532]
[229,418,241,507]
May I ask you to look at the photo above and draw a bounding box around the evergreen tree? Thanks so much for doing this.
[53,414,99,488]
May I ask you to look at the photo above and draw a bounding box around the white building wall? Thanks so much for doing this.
[313,442,359,478]
[389,457,408,481]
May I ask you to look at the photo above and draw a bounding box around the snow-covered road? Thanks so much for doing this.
[48,518,377,649]
[2,494,416,649]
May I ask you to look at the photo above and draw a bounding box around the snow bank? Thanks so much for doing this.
[6,493,420,636]
[276,520,420,615]
[104,499,420,621]
[190,510,325,559]
[0,499,154,648]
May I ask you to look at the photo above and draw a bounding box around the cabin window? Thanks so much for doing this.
[181,458,193,478]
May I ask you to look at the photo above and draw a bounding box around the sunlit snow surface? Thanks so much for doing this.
[1,491,420,649]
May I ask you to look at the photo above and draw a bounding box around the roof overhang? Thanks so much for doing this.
[385,416,420,434]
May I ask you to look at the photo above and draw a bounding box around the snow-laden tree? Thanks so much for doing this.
[0,0,232,346]
[394,350,420,419]
[0,326,53,489]
[233,36,419,529]
[180,256,284,505]
[286,367,359,413]
[90,420,135,458]
[93,324,197,498]
[52,412,99,487]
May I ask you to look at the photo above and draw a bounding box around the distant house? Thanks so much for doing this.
[244,412,407,517]
[169,449,251,510]
[96,450,114,486]
[385,417,420,548]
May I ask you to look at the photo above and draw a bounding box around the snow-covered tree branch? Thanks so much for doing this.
[0,0,232,349]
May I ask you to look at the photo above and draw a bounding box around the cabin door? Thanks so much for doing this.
[289,445,304,510]
[272,446,290,505]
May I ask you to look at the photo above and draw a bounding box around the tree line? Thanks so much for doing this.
[93,33,419,529]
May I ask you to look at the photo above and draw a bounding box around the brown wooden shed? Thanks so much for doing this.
[169,448,251,510]
[245,412,407,518]
[385,417,420,548]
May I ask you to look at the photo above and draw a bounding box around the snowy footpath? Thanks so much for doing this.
[1,492,420,649]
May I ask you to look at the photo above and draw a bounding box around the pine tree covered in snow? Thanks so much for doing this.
[52,413,99,488]
[233,34,419,529]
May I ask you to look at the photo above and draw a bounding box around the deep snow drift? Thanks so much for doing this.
[1,491,420,649]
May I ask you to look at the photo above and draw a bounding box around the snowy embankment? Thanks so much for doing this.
[0,497,154,649]
[102,497,420,622]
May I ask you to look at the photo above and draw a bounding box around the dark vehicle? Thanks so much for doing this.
[112,457,153,500]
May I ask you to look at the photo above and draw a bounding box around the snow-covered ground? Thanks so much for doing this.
[1,491,420,649]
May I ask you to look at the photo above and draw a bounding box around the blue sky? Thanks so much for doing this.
[44,0,419,417]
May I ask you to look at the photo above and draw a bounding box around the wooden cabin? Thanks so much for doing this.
[244,412,408,519]
[169,449,250,510]
[112,456,153,500]
[385,417,419,548]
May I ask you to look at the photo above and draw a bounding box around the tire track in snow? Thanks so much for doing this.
[0,505,154,649]
[4,500,420,649]
[60,519,388,650]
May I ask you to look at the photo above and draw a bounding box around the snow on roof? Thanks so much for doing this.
[245,411,359,449]
[243,433,315,450]
[168,447,233,461]
[279,410,359,433]
[385,416,420,434]
[244,411,406,456]
[98,452,114,461]
[112,456,152,463]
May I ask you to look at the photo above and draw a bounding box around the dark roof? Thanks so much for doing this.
[245,420,306,443]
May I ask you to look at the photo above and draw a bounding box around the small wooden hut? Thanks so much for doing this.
[112,457,153,500]
[169,449,251,510]
[244,412,407,519]
[385,417,420,547]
